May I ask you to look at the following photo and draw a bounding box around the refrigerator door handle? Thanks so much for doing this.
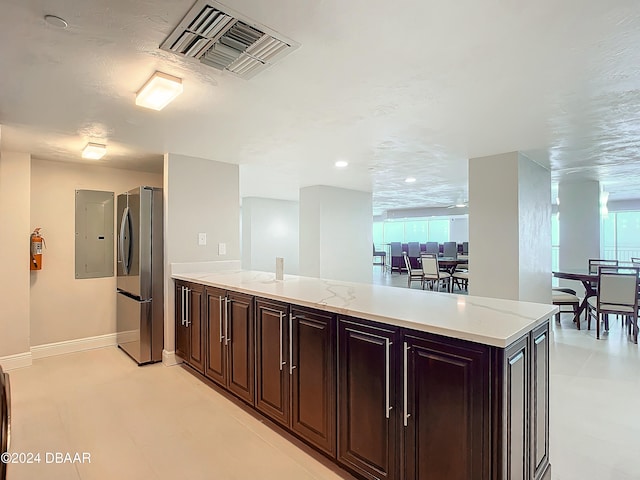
[119,206,131,274]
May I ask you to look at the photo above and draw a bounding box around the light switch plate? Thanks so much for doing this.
[198,233,207,246]
[218,242,226,255]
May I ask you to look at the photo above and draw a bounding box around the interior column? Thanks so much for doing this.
[299,185,372,283]
[468,152,551,302]
[0,150,32,366]
[557,181,600,292]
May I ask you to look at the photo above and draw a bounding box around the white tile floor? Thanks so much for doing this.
[5,287,640,479]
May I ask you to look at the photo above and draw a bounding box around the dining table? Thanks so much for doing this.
[552,269,598,324]
[437,256,468,275]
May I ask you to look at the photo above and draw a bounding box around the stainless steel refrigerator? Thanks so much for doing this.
[116,186,163,365]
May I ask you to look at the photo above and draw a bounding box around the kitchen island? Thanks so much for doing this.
[172,270,557,480]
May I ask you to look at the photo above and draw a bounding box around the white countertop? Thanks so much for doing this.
[172,270,558,348]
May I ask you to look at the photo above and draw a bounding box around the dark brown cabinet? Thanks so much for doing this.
[402,334,490,480]
[255,299,290,427]
[338,318,398,480]
[203,287,254,405]
[255,300,336,456]
[175,279,551,480]
[174,280,204,373]
[290,306,336,455]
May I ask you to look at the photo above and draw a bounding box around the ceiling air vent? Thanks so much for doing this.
[160,0,300,79]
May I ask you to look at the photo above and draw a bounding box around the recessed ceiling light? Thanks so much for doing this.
[44,15,68,29]
[82,143,107,160]
[405,177,416,183]
[335,160,348,168]
[135,72,183,111]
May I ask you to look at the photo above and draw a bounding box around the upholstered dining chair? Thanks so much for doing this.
[425,242,439,255]
[407,242,421,269]
[420,253,451,292]
[587,266,639,341]
[631,257,640,266]
[443,241,457,258]
[452,270,469,291]
[373,243,386,267]
[390,242,403,273]
[552,287,580,327]
[403,253,424,288]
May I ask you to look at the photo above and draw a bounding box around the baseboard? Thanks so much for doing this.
[31,333,118,360]
[0,351,33,371]
[162,349,183,366]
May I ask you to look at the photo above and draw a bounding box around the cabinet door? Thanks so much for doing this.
[338,318,398,480]
[531,324,550,480]
[226,292,255,405]
[174,282,189,362]
[403,333,490,480]
[255,299,289,427]
[205,287,227,386]
[505,334,530,480]
[187,284,205,373]
[291,307,336,456]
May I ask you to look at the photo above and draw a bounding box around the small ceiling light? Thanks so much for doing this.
[44,15,68,29]
[405,177,416,183]
[135,72,183,111]
[335,160,348,168]
[82,143,107,160]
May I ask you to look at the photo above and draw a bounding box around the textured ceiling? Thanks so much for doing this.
[2,0,640,214]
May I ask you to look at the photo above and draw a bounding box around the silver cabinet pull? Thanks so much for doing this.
[181,286,185,326]
[279,312,285,371]
[403,342,411,427]
[218,296,224,343]
[185,288,191,326]
[385,338,393,419]
[224,297,230,345]
[289,313,296,375]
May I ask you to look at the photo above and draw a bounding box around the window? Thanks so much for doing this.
[373,218,453,245]
[602,211,640,262]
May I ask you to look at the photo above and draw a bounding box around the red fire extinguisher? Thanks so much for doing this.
[30,227,45,270]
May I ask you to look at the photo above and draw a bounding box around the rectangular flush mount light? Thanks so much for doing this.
[135,72,183,110]
[82,142,107,160]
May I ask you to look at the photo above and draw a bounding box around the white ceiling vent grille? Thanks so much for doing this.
[160,0,300,79]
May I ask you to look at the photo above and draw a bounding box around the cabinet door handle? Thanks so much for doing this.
[403,342,411,427]
[279,312,285,371]
[224,297,230,345]
[385,338,393,419]
[185,288,191,326]
[181,286,186,326]
[289,313,296,375]
[218,296,225,343]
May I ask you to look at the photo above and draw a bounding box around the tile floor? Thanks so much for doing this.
[4,277,640,479]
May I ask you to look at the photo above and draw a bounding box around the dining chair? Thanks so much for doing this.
[403,253,424,288]
[452,270,469,291]
[552,287,580,327]
[588,259,619,291]
[425,242,439,255]
[443,241,457,258]
[373,243,386,267]
[420,253,452,292]
[462,242,469,255]
[390,242,403,273]
[407,242,421,269]
[587,266,639,341]
[631,257,640,266]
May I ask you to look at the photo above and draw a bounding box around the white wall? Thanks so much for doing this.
[242,197,299,274]
[469,152,551,303]
[0,151,31,358]
[30,159,162,346]
[449,217,469,243]
[164,153,240,363]
[299,185,372,283]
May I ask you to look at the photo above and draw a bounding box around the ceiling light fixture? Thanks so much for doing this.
[335,160,348,168]
[44,15,68,29]
[82,143,107,160]
[135,72,183,111]
[405,177,416,183]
